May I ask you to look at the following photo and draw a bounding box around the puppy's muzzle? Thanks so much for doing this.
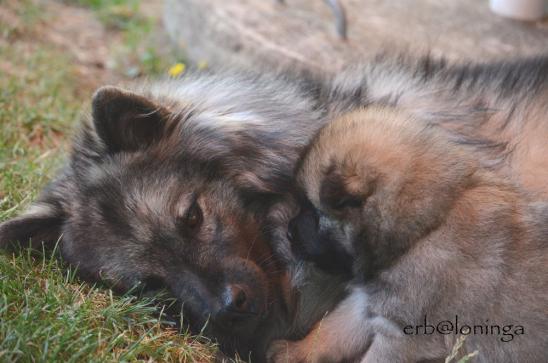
[287,203,353,277]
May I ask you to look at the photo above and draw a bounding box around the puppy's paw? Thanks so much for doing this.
[267,339,308,363]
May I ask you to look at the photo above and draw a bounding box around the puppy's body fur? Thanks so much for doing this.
[272,108,548,362]
[2,56,548,360]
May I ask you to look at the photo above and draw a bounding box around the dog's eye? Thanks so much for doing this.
[179,199,203,231]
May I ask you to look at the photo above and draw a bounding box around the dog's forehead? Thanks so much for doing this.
[81,154,242,216]
[125,176,188,217]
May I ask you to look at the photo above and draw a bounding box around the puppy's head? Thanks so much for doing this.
[292,107,477,277]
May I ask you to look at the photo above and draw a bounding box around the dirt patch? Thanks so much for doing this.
[45,1,118,88]
[1,0,171,93]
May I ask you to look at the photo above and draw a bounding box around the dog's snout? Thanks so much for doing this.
[224,284,251,313]
[288,205,319,245]
[214,284,258,329]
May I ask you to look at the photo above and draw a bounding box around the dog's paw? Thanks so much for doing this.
[267,339,307,363]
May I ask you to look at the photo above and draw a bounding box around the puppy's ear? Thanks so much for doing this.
[0,193,65,251]
[319,165,366,211]
[92,86,171,153]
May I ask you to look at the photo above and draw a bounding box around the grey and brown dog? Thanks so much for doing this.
[1,55,548,361]
[0,70,344,360]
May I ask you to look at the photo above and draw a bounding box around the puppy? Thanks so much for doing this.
[269,107,548,362]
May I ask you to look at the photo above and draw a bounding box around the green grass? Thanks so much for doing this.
[68,0,141,27]
[0,46,77,219]
[0,248,217,362]
[0,1,216,361]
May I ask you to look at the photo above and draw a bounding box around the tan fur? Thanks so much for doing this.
[269,107,548,363]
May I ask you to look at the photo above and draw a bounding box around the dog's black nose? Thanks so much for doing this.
[287,204,319,247]
[225,284,250,313]
[214,284,257,329]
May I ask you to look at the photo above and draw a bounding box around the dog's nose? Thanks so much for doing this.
[288,204,319,245]
[214,284,257,328]
[224,284,250,313]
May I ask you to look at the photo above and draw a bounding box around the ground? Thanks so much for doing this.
[0,0,220,361]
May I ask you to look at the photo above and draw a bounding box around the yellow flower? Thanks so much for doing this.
[168,63,186,77]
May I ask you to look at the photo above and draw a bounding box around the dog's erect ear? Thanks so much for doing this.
[0,201,65,251]
[92,86,171,153]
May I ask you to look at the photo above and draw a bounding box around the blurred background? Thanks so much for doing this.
[163,0,548,72]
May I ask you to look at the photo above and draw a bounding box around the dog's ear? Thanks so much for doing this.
[319,165,366,211]
[92,86,171,153]
[0,195,65,251]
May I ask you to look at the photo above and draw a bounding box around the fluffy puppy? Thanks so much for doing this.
[269,107,548,363]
